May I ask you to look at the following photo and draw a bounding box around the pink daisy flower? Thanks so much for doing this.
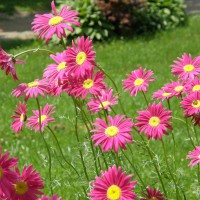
[135,102,173,140]
[10,165,44,200]
[123,67,155,96]
[171,53,200,80]
[91,115,134,152]
[152,88,173,101]
[0,48,24,80]
[70,68,106,99]
[32,1,80,43]
[186,146,200,166]
[12,79,49,101]
[140,186,165,200]
[183,77,200,94]
[38,194,62,200]
[87,88,118,114]
[26,104,55,132]
[43,51,68,83]
[0,148,18,199]
[164,80,185,98]
[181,92,200,116]
[88,165,137,200]
[66,36,96,77]
[11,102,27,133]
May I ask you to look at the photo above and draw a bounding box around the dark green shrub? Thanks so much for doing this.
[135,0,187,33]
[57,0,114,40]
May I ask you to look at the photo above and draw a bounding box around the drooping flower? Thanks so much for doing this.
[87,88,118,114]
[186,146,200,166]
[135,102,173,140]
[38,194,62,200]
[91,115,134,152]
[32,1,80,43]
[0,48,24,80]
[181,92,200,116]
[70,68,106,99]
[123,67,155,96]
[26,104,55,132]
[12,79,49,101]
[66,36,96,77]
[43,51,68,83]
[0,148,18,199]
[88,165,137,200]
[10,165,44,200]
[191,113,200,126]
[171,53,200,80]
[140,186,165,200]
[183,77,200,94]
[11,102,27,133]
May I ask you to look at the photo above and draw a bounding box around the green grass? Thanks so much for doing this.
[1,14,200,199]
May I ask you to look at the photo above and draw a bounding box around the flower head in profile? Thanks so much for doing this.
[171,53,200,80]
[183,77,200,94]
[186,146,200,166]
[26,104,55,132]
[91,115,134,152]
[10,165,44,200]
[0,148,18,198]
[140,186,165,200]
[12,79,49,101]
[152,88,173,101]
[89,165,137,200]
[0,48,24,80]
[181,92,200,116]
[123,67,155,96]
[38,194,62,200]
[43,51,68,83]
[11,102,27,133]
[135,102,173,140]
[87,88,118,114]
[32,1,80,43]
[66,36,96,77]
[70,68,106,99]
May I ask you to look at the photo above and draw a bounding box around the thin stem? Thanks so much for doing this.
[167,99,171,110]
[121,150,146,188]
[14,48,54,58]
[60,37,66,50]
[36,98,53,195]
[142,91,148,106]
[198,164,200,185]
[72,98,89,181]
[161,140,180,199]
[193,126,199,145]
[47,126,80,176]
[185,118,195,148]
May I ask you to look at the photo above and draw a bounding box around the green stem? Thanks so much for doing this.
[161,140,180,199]
[142,91,148,106]
[167,99,171,110]
[47,126,80,176]
[198,164,200,185]
[185,118,195,148]
[193,126,199,145]
[61,37,66,50]
[36,98,53,195]
[121,150,145,188]
[14,48,54,58]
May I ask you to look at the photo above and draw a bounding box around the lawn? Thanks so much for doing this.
[1,14,200,199]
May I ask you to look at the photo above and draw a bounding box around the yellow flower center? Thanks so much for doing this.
[57,62,67,71]
[134,78,144,86]
[27,81,39,88]
[105,126,119,137]
[20,114,24,122]
[0,167,3,180]
[99,101,110,108]
[38,115,47,122]
[162,92,171,97]
[174,85,183,92]
[183,64,194,72]
[192,100,200,108]
[83,79,94,89]
[14,181,28,195]
[107,185,122,200]
[149,116,160,127]
[49,16,63,26]
[193,85,200,92]
[150,197,158,200]
[76,52,87,66]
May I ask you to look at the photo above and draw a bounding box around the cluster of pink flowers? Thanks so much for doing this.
[0,148,61,200]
